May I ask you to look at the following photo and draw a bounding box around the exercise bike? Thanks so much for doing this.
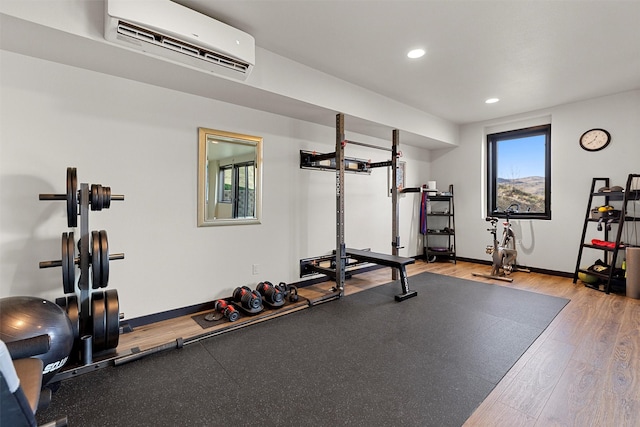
[473,203,530,282]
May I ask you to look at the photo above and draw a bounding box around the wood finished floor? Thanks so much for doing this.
[117,260,640,426]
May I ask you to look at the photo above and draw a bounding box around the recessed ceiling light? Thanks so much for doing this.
[407,48,425,59]
[485,98,500,104]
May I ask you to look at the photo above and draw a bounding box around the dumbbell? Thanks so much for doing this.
[256,281,285,305]
[256,281,299,304]
[216,299,239,322]
[204,299,239,322]
[232,286,263,311]
[215,299,239,322]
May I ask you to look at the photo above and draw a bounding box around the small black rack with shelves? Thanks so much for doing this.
[422,184,456,263]
[573,174,640,294]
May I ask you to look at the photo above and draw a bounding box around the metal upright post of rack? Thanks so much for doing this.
[391,129,400,281]
[335,113,346,297]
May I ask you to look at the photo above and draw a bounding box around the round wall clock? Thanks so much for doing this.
[579,128,611,152]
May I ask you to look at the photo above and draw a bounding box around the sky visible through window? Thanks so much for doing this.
[497,135,545,179]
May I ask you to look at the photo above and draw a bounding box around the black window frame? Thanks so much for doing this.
[487,124,551,220]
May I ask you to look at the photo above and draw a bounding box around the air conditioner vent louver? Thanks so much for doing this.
[116,21,251,74]
[162,38,199,57]
[203,52,249,73]
[118,23,155,43]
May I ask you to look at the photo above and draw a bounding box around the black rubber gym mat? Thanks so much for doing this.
[37,272,568,426]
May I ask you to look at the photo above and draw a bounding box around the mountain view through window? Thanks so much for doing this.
[487,125,551,219]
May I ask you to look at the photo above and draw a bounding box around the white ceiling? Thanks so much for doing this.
[1,1,638,148]
[176,0,640,124]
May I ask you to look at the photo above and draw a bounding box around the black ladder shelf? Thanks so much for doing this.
[423,184,456,263]
[573,174,640,294]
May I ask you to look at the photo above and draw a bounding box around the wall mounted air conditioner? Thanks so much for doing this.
[105,0,255,80]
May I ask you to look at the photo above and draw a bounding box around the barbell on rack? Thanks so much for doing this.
[39,167,124,227]
[40,230,124,291]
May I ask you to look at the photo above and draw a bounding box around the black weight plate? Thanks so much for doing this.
[61,233,70,294]
[92,291,106,352]
[104,289,120,349]
[66,169,73,226]
[71,168,77,226]
[99,230,109,288]
[66,295,80,340]
[91,231,101,289]
[92,184,101,211]
[91,184,99,211]
[67,167,77,227]
[97,185,104,211]
[66,231,76,294]
[104,186,111,209]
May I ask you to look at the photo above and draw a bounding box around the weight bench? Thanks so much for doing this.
[345,248,418,301]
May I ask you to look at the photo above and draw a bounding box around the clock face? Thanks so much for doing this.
[580,128,611,152]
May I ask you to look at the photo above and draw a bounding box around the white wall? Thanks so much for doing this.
[0,51,430,319]
[3,48,636,322]
[431,89,640,273]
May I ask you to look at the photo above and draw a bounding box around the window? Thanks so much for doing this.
[487,124,551,220]
[218,162,256,218]
[219,166,233,203]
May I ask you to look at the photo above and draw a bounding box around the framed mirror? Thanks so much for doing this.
[198,127,262,226]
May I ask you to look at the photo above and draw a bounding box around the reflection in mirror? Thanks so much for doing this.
[198,128,262,226]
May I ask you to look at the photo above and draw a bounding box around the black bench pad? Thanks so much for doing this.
[345,248,415,267]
